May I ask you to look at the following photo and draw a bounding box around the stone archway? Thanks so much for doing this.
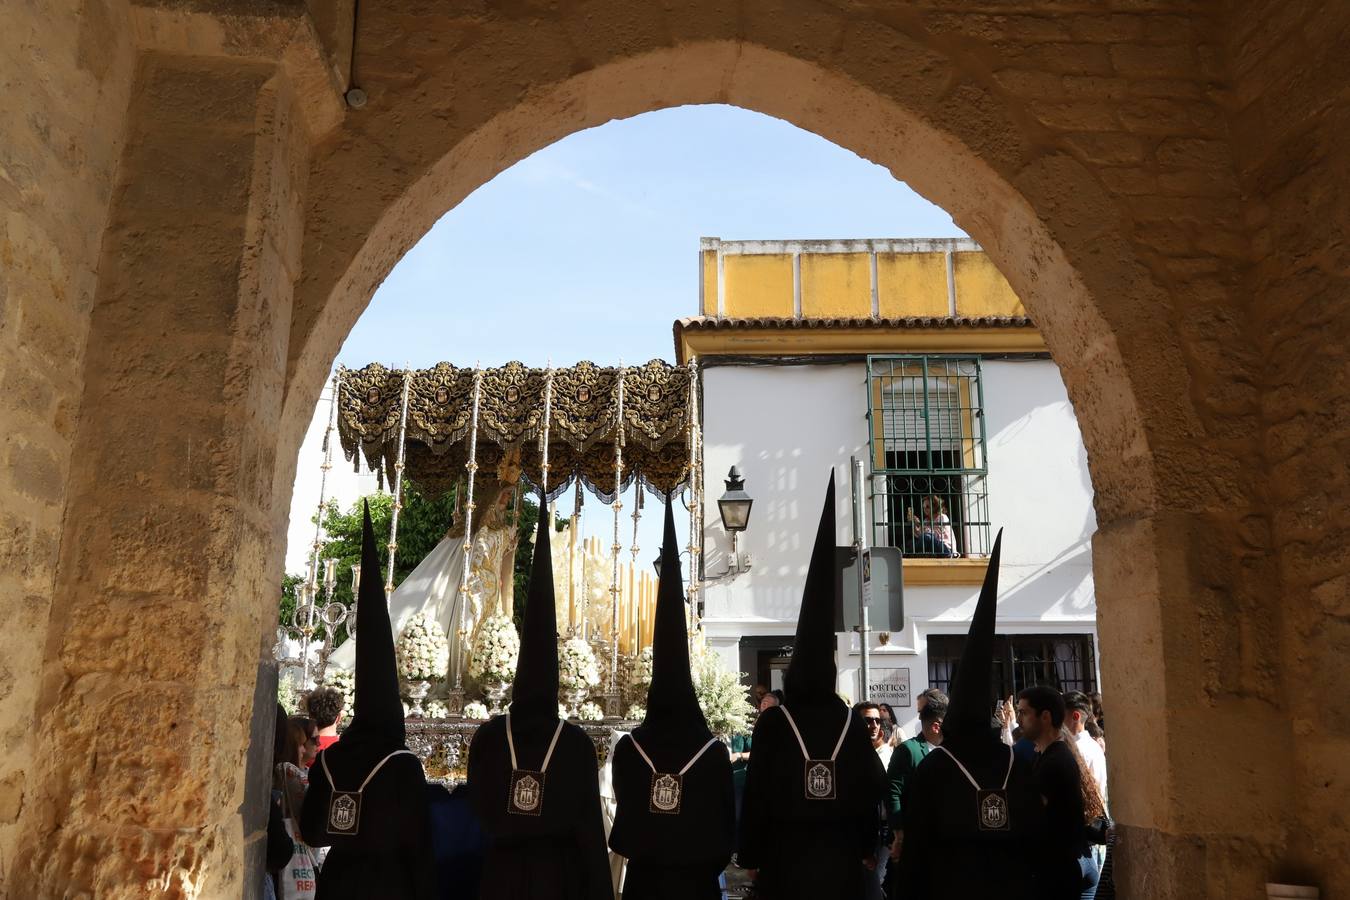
[4,2,1345,898]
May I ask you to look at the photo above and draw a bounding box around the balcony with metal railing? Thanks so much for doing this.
[867,354,993,566]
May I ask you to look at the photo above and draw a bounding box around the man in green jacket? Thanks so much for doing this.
[886,690,948,860]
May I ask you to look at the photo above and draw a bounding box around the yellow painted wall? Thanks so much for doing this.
[800,253,872,317]
[708,245,1027,321]
[722,254,794,317]
[701,250,718,315]
[952,251,1026,317]
[876,251,950,318]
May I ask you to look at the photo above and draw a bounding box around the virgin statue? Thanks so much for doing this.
[329,452,522,681]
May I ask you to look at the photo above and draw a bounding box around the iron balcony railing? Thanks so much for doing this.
[871,472,992,558]
[866,355,992,558]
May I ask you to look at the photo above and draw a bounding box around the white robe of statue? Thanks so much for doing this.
[329,522,517,679]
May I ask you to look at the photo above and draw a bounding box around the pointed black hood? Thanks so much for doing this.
[640,496,710,739]
[342,501,406,745]
[940,529,1004,753]
[784,471,840,705]
[510,497,559,721]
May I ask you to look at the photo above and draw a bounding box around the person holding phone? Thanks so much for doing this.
[907,496,958,558]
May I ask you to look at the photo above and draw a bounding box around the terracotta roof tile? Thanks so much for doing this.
[672,315,1040,362]
[675,315,1033,331]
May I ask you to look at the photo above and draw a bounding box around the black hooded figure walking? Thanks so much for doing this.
[894,531,1044,900]
[737,471,888,899]
[466,497,613,900]
[301,502,437,899]
[608,496,735,899]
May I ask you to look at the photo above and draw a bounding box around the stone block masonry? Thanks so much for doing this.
[0,0,1346,896]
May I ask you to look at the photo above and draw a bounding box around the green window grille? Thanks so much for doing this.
[866,355,992,558]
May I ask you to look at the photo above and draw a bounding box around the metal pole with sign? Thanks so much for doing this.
[851,456,870,700]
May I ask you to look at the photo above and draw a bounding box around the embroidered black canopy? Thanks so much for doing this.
[336,359,695,502]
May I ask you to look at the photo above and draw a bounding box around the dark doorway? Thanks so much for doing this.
[737,635,797,693]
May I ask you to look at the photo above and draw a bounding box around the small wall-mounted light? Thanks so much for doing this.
[717,466,754,533]
[717,467,754,572]
[653,548,691,579]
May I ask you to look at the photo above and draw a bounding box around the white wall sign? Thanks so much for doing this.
[868,668,911,708]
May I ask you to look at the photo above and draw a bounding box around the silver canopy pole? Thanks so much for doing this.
[449,366,484,713]
[607,363,626,717]
[385,366,413,595]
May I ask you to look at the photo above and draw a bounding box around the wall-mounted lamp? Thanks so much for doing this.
[718,466,754,533]
[654,468,756,580]
[653,547,692,579]
[718,466,754,572]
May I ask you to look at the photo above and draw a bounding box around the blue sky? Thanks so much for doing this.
[336,103,965,370]
[327,103,967,565]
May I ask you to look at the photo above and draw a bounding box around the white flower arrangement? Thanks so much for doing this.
[424,700,450,719]
[559,702,571,720]
[625,703,646,722]
[463,701,490,720]
[277,676,301,715]
[576,701,605,722]
[629,647,654,688]
[396,612,450,682]
[559,638,601,692]
[692,645,755,738]
[323,667,356,714]
[469,614,520,684]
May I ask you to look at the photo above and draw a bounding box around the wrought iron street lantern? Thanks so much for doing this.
[717,466,754,533]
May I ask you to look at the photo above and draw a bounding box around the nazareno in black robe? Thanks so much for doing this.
[467,714,613,900]
[895,532,1045,900]
[466,498,613,900]
[738,700,886,900]
[301,743,437,899]
[737,472,888,900]
[895,738,1044,900]
[608,498,735,900]
[300,503,437,899]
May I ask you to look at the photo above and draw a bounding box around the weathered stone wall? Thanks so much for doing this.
[0,3,341,894]
[0,0,138,884]
[1226,0,1350,888]
[0,0,1345,896]
[11,45,314,896]
[281,7,1279,894]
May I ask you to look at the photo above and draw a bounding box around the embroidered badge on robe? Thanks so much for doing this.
[649,772,683,814]
[328,791,361,836]
[509,769,545,815]
[805,760,837,800]
[978,789,1010,831]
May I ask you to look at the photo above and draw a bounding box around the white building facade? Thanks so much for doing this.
[683,238,1098,739]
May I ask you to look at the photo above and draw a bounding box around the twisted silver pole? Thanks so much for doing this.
[540,363,554,495]
[299,373,341,688]
[453,367,485,699]
[386,366,413,595]
[630,484,643,563]
[608,364,626,715]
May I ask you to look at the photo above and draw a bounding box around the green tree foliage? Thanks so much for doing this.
[280,573,305,634]
[282,479,553,647]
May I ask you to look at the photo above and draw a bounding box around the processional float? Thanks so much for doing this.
[277,359,705,729]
